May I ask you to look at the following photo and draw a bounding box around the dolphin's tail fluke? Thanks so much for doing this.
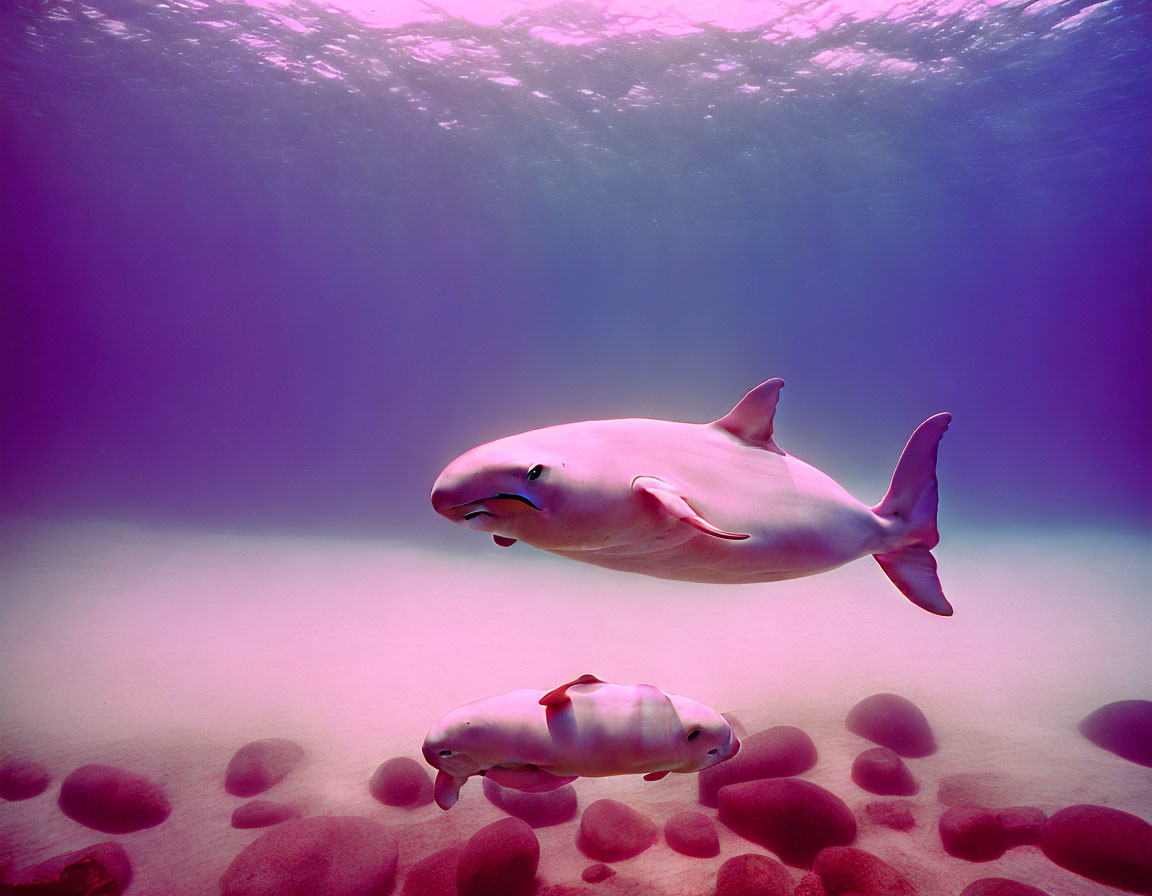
[870,413,953,616]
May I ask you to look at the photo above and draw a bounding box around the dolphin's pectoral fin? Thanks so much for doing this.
[712,377,785,453]
[493,535,518,547]
[540,673,605,706]
[486,764,578,793]
[643,770,670,781]
[434,770,470,810]
[632,477,751,541]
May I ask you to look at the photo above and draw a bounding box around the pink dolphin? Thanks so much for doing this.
[431,378,953,615]
[422,674,739,809]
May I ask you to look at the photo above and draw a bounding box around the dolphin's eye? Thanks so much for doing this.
[526,464,544,481]
[708,748,719,754]
[439,750,453,757]
[686,729,701,741]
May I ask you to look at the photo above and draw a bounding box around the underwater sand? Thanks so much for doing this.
[0,519,1149,894]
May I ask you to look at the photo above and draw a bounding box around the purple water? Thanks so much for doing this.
[1,0,1149,893]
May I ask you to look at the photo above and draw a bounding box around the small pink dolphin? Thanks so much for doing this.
[422,674,739,809]
[431,378,953,615]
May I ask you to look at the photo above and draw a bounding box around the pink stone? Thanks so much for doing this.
[715,853,794,896]
[224,738,304,797]
[851,748,917,796]
[717,778,856,868]
[577,799,658,862]
[1078,700,1152,768]
[812,846,918,895]
[1040,804,1152,894]
[995,807,1046,847]
[663,811,720,858]
[402,847,461,896]
[220,816,398,896]
[960,880,1051,896]
[483,776,577,827]
[13,842,131,892]
[938,804,1008,862]
[698,726,817,807]
[793,872,829,896]
[58,764,171,834]
[369,756,433,808]
[581,863,615,883]
[0,756,51,801]
[457,817,539,896]
[231,800,300,829]
[845,694,936,758]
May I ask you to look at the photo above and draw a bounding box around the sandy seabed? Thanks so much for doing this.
[0,519,1150,895]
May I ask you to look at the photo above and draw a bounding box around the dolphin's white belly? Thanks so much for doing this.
[550,428,888,584]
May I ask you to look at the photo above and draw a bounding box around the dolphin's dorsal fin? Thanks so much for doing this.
[712,378,785,453]
[540,673,605,706]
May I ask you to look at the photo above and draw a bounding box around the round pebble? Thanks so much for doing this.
[851,747,918,796]
[996,807,1046,847]
[457,817,539,896]
[577,799,658,862]
[12,842,131,891]
[939,804,1008,862]
[483,777,577,827]
[581,863,615,883]
[58,764,171,834]
[793,872,827,896]
[717,778,856,868]
[845,693,936,758]
[960,880,1051,896]
[369,757,433,808]
[715,853,793,896]
[1078,700,1152,768]
[698,726,817,807]
[664,811,720,858]
[812,846,917,895]
[225,738,305,797]
[1040,804,1152,893]
[0,757,51,801]
[231,800,300,829]
[402,846,461,896]
[220,816,398,896]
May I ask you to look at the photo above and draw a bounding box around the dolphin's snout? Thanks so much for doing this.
[431,471,542,524]
[431,471,474,520]
[430,482,454,517]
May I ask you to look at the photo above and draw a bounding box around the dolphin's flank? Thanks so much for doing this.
[431,378,953,615]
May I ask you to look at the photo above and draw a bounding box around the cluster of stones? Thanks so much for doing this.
[0,756,52,802]
[702,694,1152,896]
[4,696,1152,895]
[846,692,934,800]
[224,737,307,829]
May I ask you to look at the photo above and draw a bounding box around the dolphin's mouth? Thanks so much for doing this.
[453,493,541,513]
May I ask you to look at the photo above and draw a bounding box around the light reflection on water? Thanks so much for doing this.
[26,0,1126,102]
